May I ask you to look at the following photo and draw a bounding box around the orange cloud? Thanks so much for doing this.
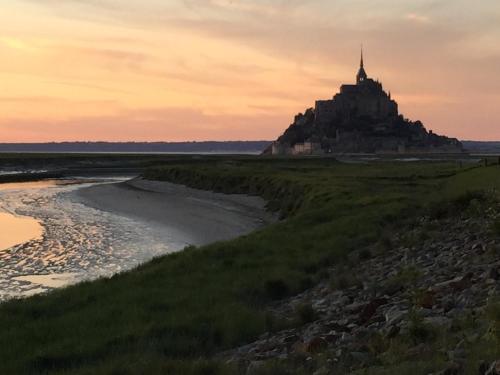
[0,107,288,142]
[0,0,498,141]
[405,13,431,24]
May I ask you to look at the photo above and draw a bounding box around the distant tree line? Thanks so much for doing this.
[0,141,273,154]
[462,141,500,153]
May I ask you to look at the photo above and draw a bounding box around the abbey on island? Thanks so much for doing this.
[266,50,463,155]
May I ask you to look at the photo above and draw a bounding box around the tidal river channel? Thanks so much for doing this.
[0,179,179,301]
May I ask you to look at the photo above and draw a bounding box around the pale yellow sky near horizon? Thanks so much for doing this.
[0,0,499,142]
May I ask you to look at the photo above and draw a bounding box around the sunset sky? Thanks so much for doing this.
[1,0,499,142]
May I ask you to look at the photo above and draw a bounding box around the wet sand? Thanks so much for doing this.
[0,177,274,300]
[0,178,182,300]
[74,178,276,247]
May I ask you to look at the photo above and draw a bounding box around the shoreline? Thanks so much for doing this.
[0,176,275,300]
[72,178,276,248]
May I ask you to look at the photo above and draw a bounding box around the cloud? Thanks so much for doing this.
[0,96,115,105]
[0,106,287,142]
[21,0,120,13]
[4,0,500,141]
[181,0,310,18]
[46,80,133,95]
[405,13,431,24]
[0,37,38,52]
[65,46,152,71]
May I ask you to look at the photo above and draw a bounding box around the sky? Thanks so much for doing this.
[0,0,499,142]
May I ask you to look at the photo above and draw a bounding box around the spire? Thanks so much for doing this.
[356,45,368,84]
[360,45,364,68]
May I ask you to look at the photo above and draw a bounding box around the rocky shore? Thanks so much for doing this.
[220,193,500,374]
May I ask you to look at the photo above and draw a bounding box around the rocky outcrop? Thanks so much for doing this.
[271,107,462,155]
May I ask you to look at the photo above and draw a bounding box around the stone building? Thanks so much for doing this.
[266,49,463,155]
[315,50,398,127]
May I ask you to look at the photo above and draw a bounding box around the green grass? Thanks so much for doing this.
[0,157,499,374]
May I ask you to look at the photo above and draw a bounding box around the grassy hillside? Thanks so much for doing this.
[0,158,499,374]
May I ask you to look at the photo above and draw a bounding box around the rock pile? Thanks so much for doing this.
[220,200,500,374]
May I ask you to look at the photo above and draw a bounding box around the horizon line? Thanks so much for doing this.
[0,140,499,144]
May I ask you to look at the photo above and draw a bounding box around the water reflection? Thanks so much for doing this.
[0,212,43,250]
[0,179,96,192]
[0,180,58,191]
[0,178,178,301]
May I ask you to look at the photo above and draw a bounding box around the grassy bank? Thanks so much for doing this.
[0,158,499,374]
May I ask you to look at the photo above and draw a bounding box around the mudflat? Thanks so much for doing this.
[74,178,276,248]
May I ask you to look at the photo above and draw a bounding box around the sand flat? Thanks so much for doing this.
[0,177,275,301]
[14,273,79,289]
[74,178,276,247]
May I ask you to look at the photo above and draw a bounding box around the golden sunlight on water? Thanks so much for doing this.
[0,212,43,250]
[0,180,58,191]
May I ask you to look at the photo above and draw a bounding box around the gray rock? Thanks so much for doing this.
[488,267,499,280]
[447,348,466,361]
[384,324,400,339]
[424,316,452,329]
[485,360,500,375]
[385,307,406,326]
[349,351,373,365]
[439,361,462,375]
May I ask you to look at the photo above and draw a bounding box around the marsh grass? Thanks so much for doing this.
[491,219,500,237]
[294,303,317,325]
[0,158,499,373]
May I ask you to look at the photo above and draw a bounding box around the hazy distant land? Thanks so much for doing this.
[0,141,272,154]
[461,140,500,153]
[0,140,498,154]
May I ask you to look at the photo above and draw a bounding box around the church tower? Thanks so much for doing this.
[356,47,368,84]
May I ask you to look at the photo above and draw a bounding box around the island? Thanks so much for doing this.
[266,50,463,155]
